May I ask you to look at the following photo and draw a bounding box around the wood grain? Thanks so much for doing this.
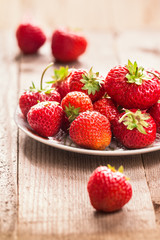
[0,32,19,239]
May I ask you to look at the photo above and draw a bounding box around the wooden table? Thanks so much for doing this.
[1,30,160,240]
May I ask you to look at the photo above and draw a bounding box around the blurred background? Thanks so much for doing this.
[1,0,160,32]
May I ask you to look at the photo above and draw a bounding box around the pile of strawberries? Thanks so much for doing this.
[19,60,160,150]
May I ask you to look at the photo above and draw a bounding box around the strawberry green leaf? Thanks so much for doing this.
[64,103,80,122]
[126,60,151,85]
[80,67,104,95]
[108,164,125,175]
[48,66,70,85]
[29,82,37,92]
[118,165,124,173]
[43,88,53,94]
[119,109,150,134]
[107,164,116,172]
[28,63,57,94]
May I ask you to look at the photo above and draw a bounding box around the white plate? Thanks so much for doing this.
[15,106,160,156]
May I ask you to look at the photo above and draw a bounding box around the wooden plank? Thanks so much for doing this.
[1,0,160,31]
[142,151,160,225]
[115,30,160,69]
[0,31,19,239]
[16,31,158,239]
[16,230,160,240]
[18,141,156,237]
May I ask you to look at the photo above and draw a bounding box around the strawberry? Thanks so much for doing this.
[61,91,93,122]
[69,111,111,150]
[19,63,61,118]
[105,60,160,109]
[61,113,71,134]
[148,100,160,133]
[51,28,87,62]
[112,109,156,149]
[93,97,119,122]
[87,165,132,212]
[27,101,63,137]
[16,23,46,54]
[69,68,105,102]
[47,66,75,99]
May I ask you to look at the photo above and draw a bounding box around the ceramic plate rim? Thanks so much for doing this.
[14,106,160,156]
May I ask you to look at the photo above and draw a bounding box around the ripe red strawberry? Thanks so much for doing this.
[51,28,87,62]
[148,100,160,133]
[69,111,111,150]
[27,101,63,137]
[69,68,105,102]
[61,113,70,134]
[48,66,75,99]
[93,97,119,122]
[105,60,160,109]
[19,86,61,118]
[112,109,156,149]
[19,63,61,118]
[61,91,93,122]
[16,23,46,54]
[87,165,132,212]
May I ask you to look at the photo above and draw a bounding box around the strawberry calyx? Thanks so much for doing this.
[119,109,150,134]
[126,60,151,85]
[64,103,80,122]
[29,82,37,92]
[28,62,56,94]
[80,67,104,95]
[107,164,124,173]
[107,164,130,180]
[47,66,70,85]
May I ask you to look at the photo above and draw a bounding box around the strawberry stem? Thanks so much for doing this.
[147,71,160,80]
[40,62,54,90]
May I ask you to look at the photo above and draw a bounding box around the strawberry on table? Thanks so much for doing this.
[105,60,160,109]
[148,100,160,133]
[19,63,61,118]
[51,27,88,62]
[112,109,156,149]
[69,68,105,102]
[69,111,111,150]
[61,91,93,122]
[16,22,46,54]
[87,165,132,212]
[27,101,63,137]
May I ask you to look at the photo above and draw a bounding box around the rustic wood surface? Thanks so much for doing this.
[1,0,160,31]
[1,30,160,240]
